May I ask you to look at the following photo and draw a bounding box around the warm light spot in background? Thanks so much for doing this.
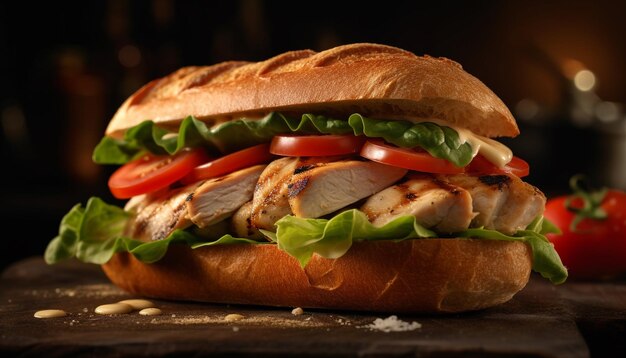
[595,101,621,123]
[573,70,596,92]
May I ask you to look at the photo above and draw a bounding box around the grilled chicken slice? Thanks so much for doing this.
[288,158,408,218]
[360,173,474,233]
[186,165,266,228]
[124,184,200,242]
[443,174,508,229]
[445,174,546,234]
[250,157,299,230]
[231,201,264,240]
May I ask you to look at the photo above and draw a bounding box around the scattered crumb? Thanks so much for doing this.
[171,314,176,318]
[232,326,240,332]
[291,307,304,316]
[148,314,328,328]
[358,315,421,332]
[224,314,245,322]
[27,284,123,299]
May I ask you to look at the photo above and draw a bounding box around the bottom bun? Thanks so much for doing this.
[102,239,532,313]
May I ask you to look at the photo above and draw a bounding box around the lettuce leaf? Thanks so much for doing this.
[92,113,473,166]
[93,113,353,164]
[263,209,436,267]
[46,198,567,285]
[45,197,263,265]
[348,114,473,166]
[271,210,567,284]
[458,216,567,284]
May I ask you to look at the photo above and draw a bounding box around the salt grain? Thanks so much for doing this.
[359,315,421,332]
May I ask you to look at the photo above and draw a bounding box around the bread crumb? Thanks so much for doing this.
[291,307,304,315]
[358,315,421,332]
[336,318,351,326]
[148,314,328,328]
[224,314,245,322]
[232,326,240,332]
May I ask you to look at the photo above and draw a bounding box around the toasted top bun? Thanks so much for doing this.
[102,239,532,313]
[106,43,518,139]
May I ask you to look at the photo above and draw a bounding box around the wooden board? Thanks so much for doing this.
[1,257,625,357]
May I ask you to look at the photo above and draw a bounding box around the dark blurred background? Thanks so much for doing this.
[1,0,625,270]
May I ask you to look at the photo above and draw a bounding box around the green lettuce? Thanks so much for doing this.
[267,210,567,284]
[457,216,567,284]
[46,198,567,284]
[45,197,263,265]
[348,114,473,166]
[261,209,436,267]
[93,113,473,166]
[93,113,353,164]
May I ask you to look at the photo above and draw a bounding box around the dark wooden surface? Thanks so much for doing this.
[1,257,624,357]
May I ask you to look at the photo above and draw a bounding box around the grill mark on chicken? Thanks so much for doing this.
[287,177,309,198]
[362,174,546,234]
[124,184,200,242]
[294,164,316,174]
[479,175,510,189]
[444,174,546,234]
[251,157,299,230]
[245,217,255,236]
[361,173,474,233]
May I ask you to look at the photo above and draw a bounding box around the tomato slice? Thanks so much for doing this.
[467,155,530,178]
[180,144,274,185]
[270,134,365,157]
[108,148,209,199]
[359,140,465,174]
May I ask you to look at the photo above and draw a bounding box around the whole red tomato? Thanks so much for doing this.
[545,190,626,280]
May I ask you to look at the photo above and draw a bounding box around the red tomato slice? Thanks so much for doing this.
[180,144,274,185]
[467,155,530,178]
[108,148,209,199]
[270,135,365,157]
[359,140,465,174]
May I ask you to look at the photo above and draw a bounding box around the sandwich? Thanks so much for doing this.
[45,43,567,313]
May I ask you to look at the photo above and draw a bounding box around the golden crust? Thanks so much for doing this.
[102,239,531,313]
[106,43,518,139]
